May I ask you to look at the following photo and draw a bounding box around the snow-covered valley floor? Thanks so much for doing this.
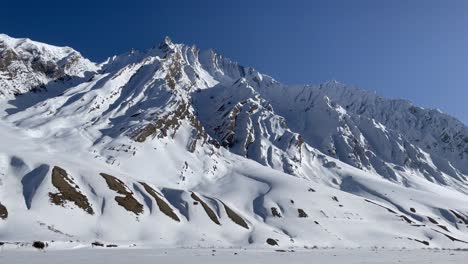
[2,247,468,264]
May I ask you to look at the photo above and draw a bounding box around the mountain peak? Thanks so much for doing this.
[163,36,173,45]
[0,33,98,96]
[0,33,30,48]
[0,33,12,40]
[158,36,175,52]
[321,80,344,87]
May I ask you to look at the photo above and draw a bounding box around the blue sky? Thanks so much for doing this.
[1,0,467,124]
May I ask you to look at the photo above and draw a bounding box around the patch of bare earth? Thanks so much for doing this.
[100,173,143,215]
[48,166,94,215]
[139,182,180,222]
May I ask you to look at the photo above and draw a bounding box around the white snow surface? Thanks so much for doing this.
[0,34,467,250]
[2,246,468,264]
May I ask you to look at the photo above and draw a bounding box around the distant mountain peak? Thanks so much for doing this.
[0,33,98,96]
[163,35,173,45]
[158,35,175,52]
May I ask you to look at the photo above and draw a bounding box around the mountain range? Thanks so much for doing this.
[0,33,467,248]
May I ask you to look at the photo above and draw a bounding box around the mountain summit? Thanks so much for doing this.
[0,34,467,248]
[0,34,97,96]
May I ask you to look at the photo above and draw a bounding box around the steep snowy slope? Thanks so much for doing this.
[192,79,311,177]
[249,80,468,190]
[313,82,468,176]
[0,34,467,248]
[1,120,468,248]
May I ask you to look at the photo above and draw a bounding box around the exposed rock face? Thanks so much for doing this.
[132,99,209,153]
[139,182,180,221]
[222,202,249,229]
[298,208,308,218]
[191,192,220,225]
[49,166,94,215]
[193,84,307,176]
[100,173,144,215]
[266,238,278,246]
[0,201,7,219]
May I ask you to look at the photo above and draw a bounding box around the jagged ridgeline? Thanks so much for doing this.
[0,33,467,248]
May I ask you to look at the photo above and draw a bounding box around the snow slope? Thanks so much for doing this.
[0,34,467,249]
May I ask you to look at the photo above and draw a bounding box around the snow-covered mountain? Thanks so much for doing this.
[1,34,468,249]
[0,34,97,96]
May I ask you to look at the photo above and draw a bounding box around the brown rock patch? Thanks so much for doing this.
[407,238,430,246]
[298,208,308,218]
[132,100,208,153]
[271,207,282,217]
[0,201,7,219]
[48,166,94,215]
[222,202,249,229]
[266,238,278,246]
[191,193,220,225]
[427,216,439,224]
[100,173,143,215]
[139,182,180,222]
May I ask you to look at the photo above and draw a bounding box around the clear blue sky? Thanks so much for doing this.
[1,0,467,124]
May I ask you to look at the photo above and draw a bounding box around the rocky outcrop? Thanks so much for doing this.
[139,182,180,222]
[191,192,220,225]
[222,202,249,229]
[100,173,144,215]
[0,201,7,220]
[49,166,94,215]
